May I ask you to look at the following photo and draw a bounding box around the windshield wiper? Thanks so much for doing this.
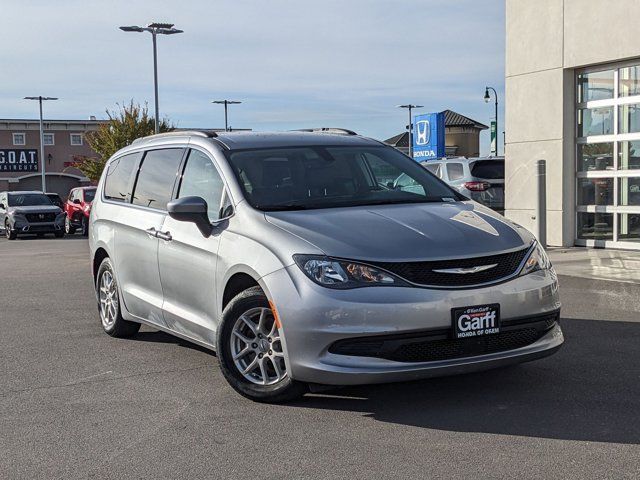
[258,203,309,211]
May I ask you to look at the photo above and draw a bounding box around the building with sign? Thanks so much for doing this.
[0,118,105,198]
[506,0,640,249]
[384,110,488,158]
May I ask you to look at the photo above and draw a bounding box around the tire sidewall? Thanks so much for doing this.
[217,287,306,402]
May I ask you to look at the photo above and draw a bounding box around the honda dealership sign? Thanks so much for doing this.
[412,112,445,160]
[0,149,38,172]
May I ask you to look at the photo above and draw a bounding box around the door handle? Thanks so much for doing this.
[156,230,172,241]
[145,227,158,238]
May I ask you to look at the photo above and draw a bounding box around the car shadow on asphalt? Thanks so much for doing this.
[292,318,640,445]
[130,331,215,356]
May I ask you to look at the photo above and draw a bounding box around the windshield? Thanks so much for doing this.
[226,145,461,211]
[8,193,53,207]
[84,189,96,202]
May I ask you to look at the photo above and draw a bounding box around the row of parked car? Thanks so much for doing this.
[0,186,96,240]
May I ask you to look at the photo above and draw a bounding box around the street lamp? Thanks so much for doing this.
[397,104,423,158]
[484,86,499,155]
[119,22,183,134]
[212,100,242,132]
[24,96,58,192]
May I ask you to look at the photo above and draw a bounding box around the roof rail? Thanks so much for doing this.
[294,127,358,135]
[131,130,218,145]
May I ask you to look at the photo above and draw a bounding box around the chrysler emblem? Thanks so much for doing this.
[432,264,498,274]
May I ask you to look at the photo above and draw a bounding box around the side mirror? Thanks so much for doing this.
[73,198,81,205]
[167,196,212,237]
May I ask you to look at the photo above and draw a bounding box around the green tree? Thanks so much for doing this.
[73,101,173,181]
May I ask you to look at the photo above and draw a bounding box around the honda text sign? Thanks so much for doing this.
[412,112,445,160]
[0,149,38,172]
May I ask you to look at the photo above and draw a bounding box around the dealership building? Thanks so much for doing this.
[0,118,104,198]
[506,0,640,249]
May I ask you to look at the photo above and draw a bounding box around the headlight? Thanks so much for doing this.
[294,255,406,289]
[519,242,552,276]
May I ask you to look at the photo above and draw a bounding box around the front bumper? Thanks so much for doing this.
[262,265,562,385]
[10,217,65,234]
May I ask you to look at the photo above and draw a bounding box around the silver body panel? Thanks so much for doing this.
[90,133,561,386]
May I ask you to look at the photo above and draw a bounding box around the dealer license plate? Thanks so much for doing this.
[452,304,501,339]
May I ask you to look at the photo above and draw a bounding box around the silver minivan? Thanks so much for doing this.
[89,130,562,402]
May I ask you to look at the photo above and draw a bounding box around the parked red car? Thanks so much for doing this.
[64,186,96,235]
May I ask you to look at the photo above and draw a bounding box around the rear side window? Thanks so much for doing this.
[132,149,184,210]
[470,160,504,179]
[424,162,442,179]
[178,149,225,222]
[104,152,141,203]
[446,163,465,181]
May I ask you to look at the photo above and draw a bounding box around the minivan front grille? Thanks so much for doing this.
[369,247,530,288]
[25,212,56,222]
[328,311,559,363]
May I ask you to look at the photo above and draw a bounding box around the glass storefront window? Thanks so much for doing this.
[577,70,615,102]
[577,107,613,136]
[619,66,640,97]
[619,104,640,134]
[618,213,640,242]
[577,212,613,240]
[618,141,640,170]
[577,143,613,171]
[618,177,640,206]
[577,177,614,206]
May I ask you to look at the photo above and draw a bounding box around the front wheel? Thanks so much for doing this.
[65,216,76,234]
[217,286,307,403]
[5,220,16,240]
[96,257,140,338]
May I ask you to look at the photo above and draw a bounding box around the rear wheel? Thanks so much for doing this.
[217,286,307,403]
[65,216,76,234]
[96,257,140,338]
[5,220,16,240]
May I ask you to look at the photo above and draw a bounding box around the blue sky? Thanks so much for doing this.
[1,0,505,154]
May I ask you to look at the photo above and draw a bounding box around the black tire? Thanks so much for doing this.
[217,286,307,403]
[65,216,76,234]
[96,257,140,338]
[54,230,64,238]
[81,216,89,236]
[5,220,16,240]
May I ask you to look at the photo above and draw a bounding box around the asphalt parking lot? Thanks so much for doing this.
[1,237,639,479]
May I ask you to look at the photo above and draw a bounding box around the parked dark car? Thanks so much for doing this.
[64,186,96,235]
[0,191,65,239]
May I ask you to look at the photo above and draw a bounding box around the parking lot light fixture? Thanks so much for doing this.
[119,22,184,134]
[24,96,58,193]
[212,100,242,132]
[484,86,498,155]
[397,104,423,158]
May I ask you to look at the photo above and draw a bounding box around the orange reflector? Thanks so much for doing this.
[269,300,282,329]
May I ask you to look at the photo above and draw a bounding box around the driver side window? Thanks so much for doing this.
[178,149,225,222]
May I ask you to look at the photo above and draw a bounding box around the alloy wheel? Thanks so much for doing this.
[98,270,118,329]
[230,307,287,385]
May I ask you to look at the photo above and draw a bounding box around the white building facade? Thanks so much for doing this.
[505,0,640,249]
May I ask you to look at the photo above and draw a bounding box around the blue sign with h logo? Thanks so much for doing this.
[412,112,445,160]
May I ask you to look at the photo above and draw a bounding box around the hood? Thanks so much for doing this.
[10,205,62,215]
[265,201,533,262]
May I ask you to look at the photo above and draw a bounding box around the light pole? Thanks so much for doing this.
[212,100,242,132]
[24,96,58,192]
[484,86,499,155]
[120,22,183,134]
[397,104,423,158]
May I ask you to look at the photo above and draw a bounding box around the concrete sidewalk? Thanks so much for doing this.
[548,247,640,284]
